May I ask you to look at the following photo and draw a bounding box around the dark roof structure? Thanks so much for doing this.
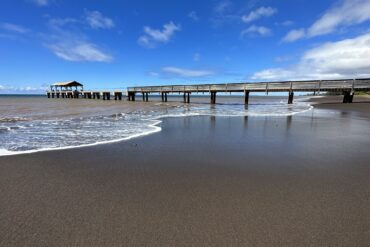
[52,81,83,87]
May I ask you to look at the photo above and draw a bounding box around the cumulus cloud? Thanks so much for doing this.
[214,0,233,15]
[85,10,114,29]
[242,6,277,23]
[210,0,241,26]
[308,0,370,37]
[48,18,78,27]
[279,20,294,26]
[162,67,214,77]
[148,72,159,77]
[0,22,29,33]
[241,25,272,37]
[30,0,49,6]
[282,28,305,42]
[252,32,370,80]
[47,41,113,62]
[138,22,181,48]
[188,11,199,21]
[283,0,370,42]
[44,12,114,62]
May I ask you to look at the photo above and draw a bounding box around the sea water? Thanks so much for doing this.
[0,95,312,156]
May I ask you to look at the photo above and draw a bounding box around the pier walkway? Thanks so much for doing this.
[47,78,370,104]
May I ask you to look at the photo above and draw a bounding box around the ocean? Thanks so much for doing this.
[0,94,312,156]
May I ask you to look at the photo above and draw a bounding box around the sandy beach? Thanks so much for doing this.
[0,97,370,246]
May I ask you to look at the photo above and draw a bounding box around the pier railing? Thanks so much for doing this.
[127,78,370,93]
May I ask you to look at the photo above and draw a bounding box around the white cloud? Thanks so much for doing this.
[44,13,114,62]
[0,84,48,93]
[214,1,232,15]
[211,0,244,27]
[274,56,292,63]
[138,22,181,48]
[31,0,49,6]
[0,23,29,33]
[188,11,199,21]
[85,10,114,29]
[279,20,294,26]
[242,6,277,23]
[283,0,370,42]
[241,25,272,37]
[252,32,370,80]
[47,41,113,62]
[148,72,159,77]
[308,0,370,37]
[49,18,78,27]
[162,67,215,77]
[282,28,305,42]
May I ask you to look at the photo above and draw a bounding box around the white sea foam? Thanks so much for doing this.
[0,120,162,157]
[0,101,313,157]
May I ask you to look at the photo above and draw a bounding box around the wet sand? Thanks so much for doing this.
[1,98,370,246]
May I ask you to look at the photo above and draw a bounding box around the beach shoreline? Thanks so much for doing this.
[1,96,370,246]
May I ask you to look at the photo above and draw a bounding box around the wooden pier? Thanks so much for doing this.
[127,78,370,104]
[47,78,370,104]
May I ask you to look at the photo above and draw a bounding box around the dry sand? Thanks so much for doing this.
[0,97,370,246]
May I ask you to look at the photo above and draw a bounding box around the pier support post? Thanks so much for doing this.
[165,93,168,102]
[343,91,354,103]
[183,92,191,103]
[244,91,249,105]
[210,91,217,104]
[128,92,135,101]
[349,92,354,103]
[103,92,111,100]
[288,91,294,104]
[114,92,121,100]
[52,93,55,98]
[47,92,51,98]
[142,92,149,102]
[56,93,60,98]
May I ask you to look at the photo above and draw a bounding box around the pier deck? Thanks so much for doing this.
[47,78,370,104]
[127,78,370,104]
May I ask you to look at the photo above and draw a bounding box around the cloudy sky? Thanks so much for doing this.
[1,0,370,93]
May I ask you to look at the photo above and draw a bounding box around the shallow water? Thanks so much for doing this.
[0,95,312,155]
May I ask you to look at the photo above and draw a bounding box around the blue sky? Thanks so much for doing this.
[1,0,370,93]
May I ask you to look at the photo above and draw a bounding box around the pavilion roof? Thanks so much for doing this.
[52,81,83,87]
